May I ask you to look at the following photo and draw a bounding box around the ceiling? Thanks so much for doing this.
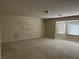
[1,0,79,18]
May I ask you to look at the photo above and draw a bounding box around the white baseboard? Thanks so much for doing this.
[1,37,44,43]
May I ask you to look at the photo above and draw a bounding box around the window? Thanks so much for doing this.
[67,22,79,35]
[56,21,66,34]
[56,20,79,36]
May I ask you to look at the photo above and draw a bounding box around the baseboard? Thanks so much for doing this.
[1,37,44,43]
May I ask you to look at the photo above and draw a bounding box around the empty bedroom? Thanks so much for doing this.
[1,0,79,59]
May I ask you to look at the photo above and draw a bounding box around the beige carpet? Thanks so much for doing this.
[1,38,79,59]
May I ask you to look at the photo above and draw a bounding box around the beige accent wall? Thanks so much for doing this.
[44,19,55,38]
[2,14,44,42]
[44,16,79,42]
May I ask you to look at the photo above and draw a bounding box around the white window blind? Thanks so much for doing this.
[68,23,79,35]
[56,21,66,34]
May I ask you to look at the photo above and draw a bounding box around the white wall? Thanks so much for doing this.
[2,14,44,42]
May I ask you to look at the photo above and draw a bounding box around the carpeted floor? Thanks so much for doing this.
[1,38,79,59]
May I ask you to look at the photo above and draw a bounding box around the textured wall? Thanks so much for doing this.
[2,14,44,42]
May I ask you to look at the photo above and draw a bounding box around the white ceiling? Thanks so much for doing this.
[1,0,79,18]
